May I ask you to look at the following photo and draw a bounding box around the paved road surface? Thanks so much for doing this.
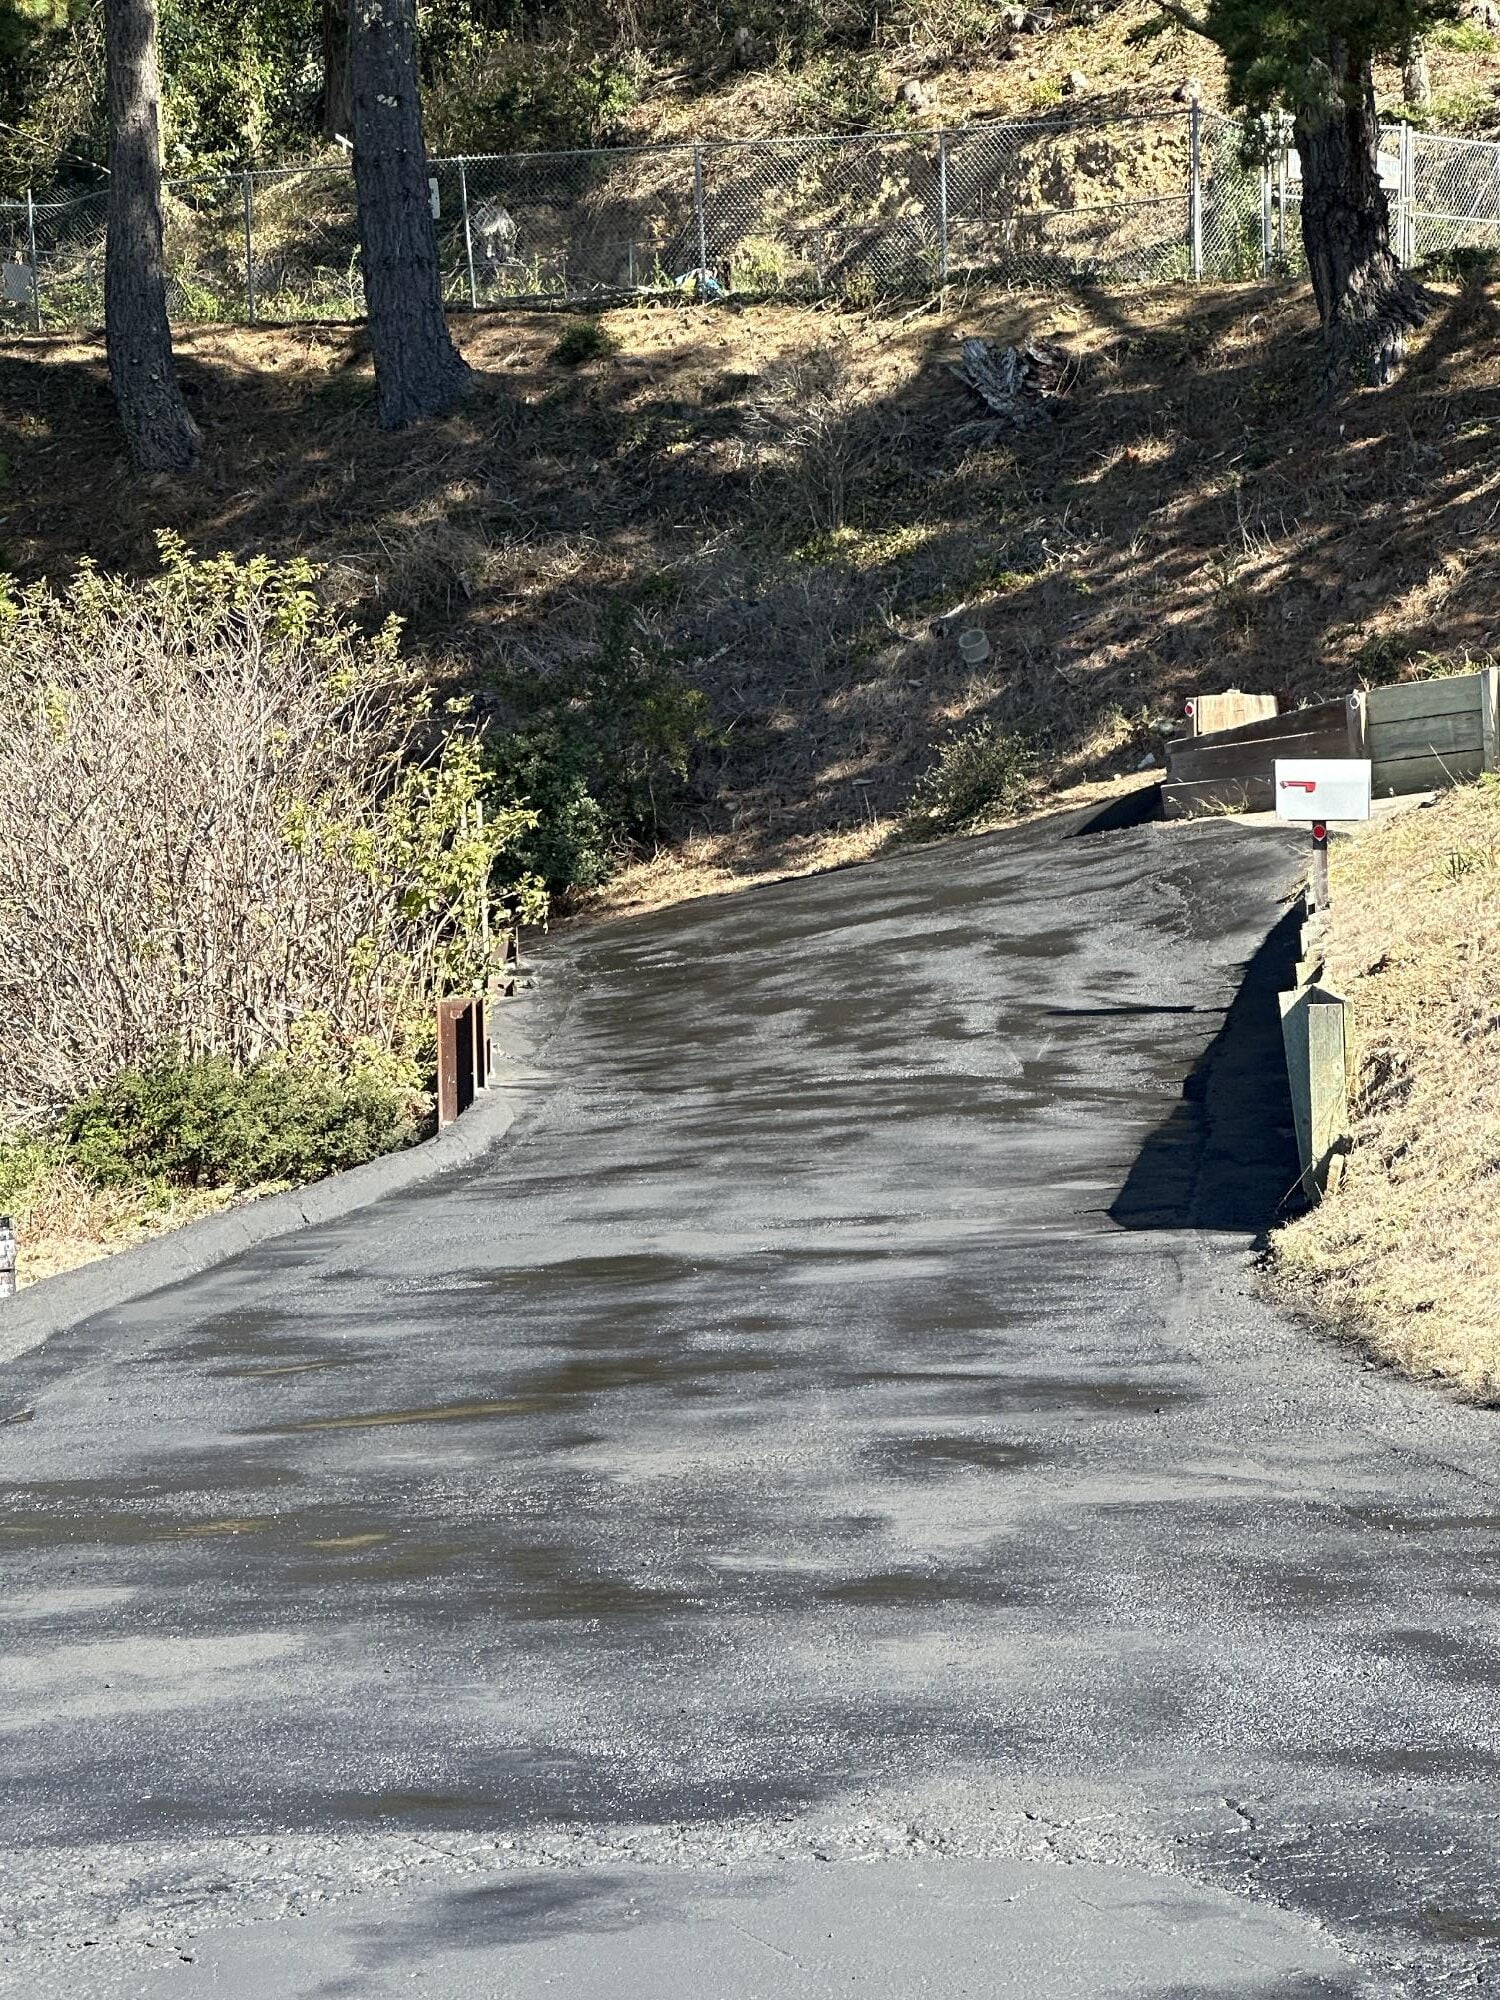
[1,815,1497,1998]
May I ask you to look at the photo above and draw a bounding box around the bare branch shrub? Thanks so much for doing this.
[750,341,880,535]
[0,537,542,1120]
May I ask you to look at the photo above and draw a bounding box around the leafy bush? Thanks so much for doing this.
[423,30,640,155]
[1429,19,1495,50]
[62,1057,420,1191]
[0,537,544,1120]
[486,604,714,893]
[903,723,1033,833]
[551,318,617,367]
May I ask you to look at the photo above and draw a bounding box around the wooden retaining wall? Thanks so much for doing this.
[1350,667,1499,799]
[1165,667,1499,818]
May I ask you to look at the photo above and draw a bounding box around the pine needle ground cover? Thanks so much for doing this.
[1271,779,1500,1398]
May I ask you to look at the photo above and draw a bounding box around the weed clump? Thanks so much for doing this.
[902,722,1033,833]
[551,318,618,368]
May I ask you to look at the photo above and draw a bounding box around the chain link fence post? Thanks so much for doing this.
[1187,94,1204,280]
[25,188,41,332]
[241,170,257,322]
[937,128,950,287]
[1397,118,1414,267]
[1260,147,1272,276]
[1280,115,1296,266]
[692,143,708,275]
[457,154,479,308]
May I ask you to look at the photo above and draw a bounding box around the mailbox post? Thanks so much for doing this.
[1274,758,1372,911]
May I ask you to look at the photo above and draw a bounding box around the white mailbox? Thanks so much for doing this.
[1274,758,1372,823]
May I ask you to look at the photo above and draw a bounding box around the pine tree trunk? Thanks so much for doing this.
[1294,48,1429,387]
[103,0,200,473]
[322,0,353,140]
[1402,47,1432,112]
[349,0,472,428]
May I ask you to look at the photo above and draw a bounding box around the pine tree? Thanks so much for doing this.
[103,0,201,471]
[349,0,472,428]
[1151,0,1455,382]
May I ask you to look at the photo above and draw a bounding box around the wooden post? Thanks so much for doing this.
[1482,664,1498,772]
[1279,981,1351,1200]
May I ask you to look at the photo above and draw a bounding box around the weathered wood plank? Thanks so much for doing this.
[1166,698,1346,758]
[1167,724,1349,784]
[1370,747,1485,796]
[1187,690,1278,736]
[1367,708,1483,760]
[1365,673,1484,724]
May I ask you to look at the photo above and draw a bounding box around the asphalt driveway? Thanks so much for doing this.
[1,813,1496,1998]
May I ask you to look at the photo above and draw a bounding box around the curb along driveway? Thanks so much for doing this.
[1,816,1497,1999]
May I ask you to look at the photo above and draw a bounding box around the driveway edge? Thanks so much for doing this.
[0,989,560,1368]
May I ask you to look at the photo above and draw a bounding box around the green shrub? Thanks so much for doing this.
[1429,19,1495,49]
[486,603,714,893]
[423,31,640,155]
[551,318,617,368]
[62,1057,421,1191]
[903,723,1033,834]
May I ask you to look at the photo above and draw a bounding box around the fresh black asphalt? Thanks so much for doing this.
[1,813,1497,1997]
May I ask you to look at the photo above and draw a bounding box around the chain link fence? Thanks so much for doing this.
[4,107,1500,332]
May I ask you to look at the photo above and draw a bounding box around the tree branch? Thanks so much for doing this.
[1155,1,1212,37]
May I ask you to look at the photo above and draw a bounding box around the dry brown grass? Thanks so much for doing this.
[574,770,1150,920]
[5,279,1500,898]
[1271,778,1500,1398]
[9,1163,238,1287]
[625,3,1500,144]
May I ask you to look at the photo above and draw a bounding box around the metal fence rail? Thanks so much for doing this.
[3,107,1498,332]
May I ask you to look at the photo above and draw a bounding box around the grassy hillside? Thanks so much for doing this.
[1272,779,1500,1399]
[602,6,1500,146]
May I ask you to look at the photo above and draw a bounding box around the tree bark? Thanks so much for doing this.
[1294,47,1429,387]
[322,0,353,141]
[103,0,200,473]
[1402,47,1432,112]
[349,0,472,428]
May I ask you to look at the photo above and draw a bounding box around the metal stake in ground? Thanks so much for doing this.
[1311,819,1330,912]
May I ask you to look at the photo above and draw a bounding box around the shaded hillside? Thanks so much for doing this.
[3,272,1499,889]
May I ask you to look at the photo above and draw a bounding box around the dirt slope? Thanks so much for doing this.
[3,273,1499,888]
